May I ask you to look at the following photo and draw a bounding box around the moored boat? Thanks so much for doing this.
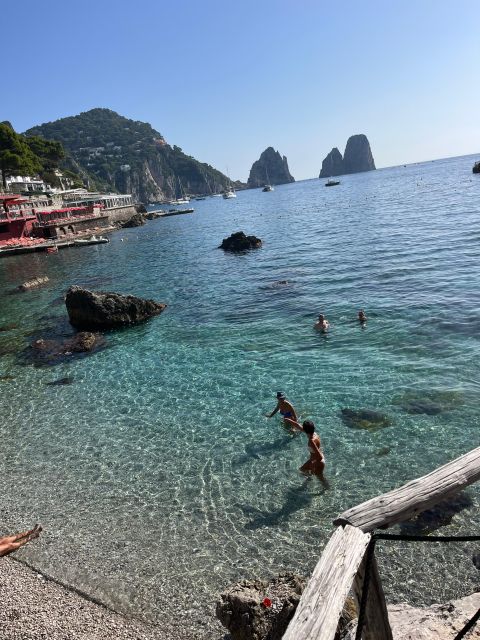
[325,179,340,187]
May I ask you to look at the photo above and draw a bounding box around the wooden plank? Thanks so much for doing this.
[334,446,480,532]
[353,552,393,640]
[283,525,371,640]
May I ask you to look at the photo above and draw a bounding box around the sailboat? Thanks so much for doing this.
[222,168,237,199]
[169,176,190,205]
[262,167,274,192]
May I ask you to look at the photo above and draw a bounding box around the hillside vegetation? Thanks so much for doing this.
[26,109,236,202]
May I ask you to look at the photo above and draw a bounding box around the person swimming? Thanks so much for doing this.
[358,309,367,323]
[290,419,328,486]
[314,314,329,332]
[266,392,298,429]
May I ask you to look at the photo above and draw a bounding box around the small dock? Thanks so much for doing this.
[0,227,116,258]
[283,446,480,639]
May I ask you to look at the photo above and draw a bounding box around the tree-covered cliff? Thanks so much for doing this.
[25,109,236,202]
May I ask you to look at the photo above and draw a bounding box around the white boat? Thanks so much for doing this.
[262,168,274,192]
[223,189,236,199]
[74,235,109,246]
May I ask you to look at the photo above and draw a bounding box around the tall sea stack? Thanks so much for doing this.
[319,134,376,178]
[247,147,295,188]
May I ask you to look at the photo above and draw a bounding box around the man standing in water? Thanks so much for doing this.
[266,392,298,429]
[314,314,329,332]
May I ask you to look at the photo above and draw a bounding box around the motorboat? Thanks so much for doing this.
[163,208,194,216]
[325,179,340,187]
[222,189,236,199]
[262,184,274,192]
[74,235,109,246]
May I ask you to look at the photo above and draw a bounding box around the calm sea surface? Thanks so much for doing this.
[1,155,480,637]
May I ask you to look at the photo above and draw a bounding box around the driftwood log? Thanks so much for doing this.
[334,446,480,532]
[283,525,370,640]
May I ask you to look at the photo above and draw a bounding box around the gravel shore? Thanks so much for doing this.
[0,557,196,640]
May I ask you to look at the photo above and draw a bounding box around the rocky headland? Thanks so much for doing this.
[247,147,295,188]
[319,134,375,178]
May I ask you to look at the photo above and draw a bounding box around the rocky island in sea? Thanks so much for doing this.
[247,147,295,188]
[319,134,375,178]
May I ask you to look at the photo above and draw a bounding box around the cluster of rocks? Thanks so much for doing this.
[217,573,480,640]
[247,147,295,188]
[319,134,376,178]
[219,231,262,252]
[17,276,50,292]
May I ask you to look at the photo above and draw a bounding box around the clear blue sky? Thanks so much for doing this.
[3,0,479,180]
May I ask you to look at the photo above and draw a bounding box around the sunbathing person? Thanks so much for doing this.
[0,524,42,558]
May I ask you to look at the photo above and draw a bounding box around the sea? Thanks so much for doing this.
[1,154,480,638]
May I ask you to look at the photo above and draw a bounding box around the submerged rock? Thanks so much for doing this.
[46,376,75,386]
[392,389,463,415]
[0,323,18,332]
[28,332,106,366]
[220,232,262,252]
[399,492,473,535]
[341,408,391,431]
[0,374,15,382]
[65,286,167,330]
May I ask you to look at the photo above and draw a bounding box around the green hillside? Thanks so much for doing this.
[25,109,236,202]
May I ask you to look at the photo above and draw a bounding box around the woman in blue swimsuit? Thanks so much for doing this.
[266,392,298,429]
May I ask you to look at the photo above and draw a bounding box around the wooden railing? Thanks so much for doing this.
[283,446,480,640]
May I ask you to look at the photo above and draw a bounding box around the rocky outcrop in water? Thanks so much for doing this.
[340,408,391,431]
[119,213,146,228]
[219,232,262,252]
[319,134,375,177]
[473,161,480,174]
[65,286,167,330]
[247,148,295,188]
[319,147,344,178]
[343,134,376,174]
[216,573,307,640]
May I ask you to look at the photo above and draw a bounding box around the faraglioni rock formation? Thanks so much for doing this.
[247,147,295,188]
[219,231,262,252]
[319,147,344,179]
[319,134,375,178]
[65,286,167,330]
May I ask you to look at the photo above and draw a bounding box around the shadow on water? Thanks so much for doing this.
[234,435,294,465]
[399,492,474,535]
[238,479,319,530]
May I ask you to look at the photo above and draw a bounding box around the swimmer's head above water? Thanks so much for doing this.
[318,314,325,321]
[276,391,286,399]
[302,420,315,434]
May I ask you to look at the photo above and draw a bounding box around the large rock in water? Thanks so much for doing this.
[319,134,375,178]
[319,147,344,178]
[342,134,376,174]
[247,147,295,188]
[473,161,480,174]
[219,232,262,252]
[65,286,167,330]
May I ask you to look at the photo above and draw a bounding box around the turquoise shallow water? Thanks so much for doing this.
[1,154,480,636]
